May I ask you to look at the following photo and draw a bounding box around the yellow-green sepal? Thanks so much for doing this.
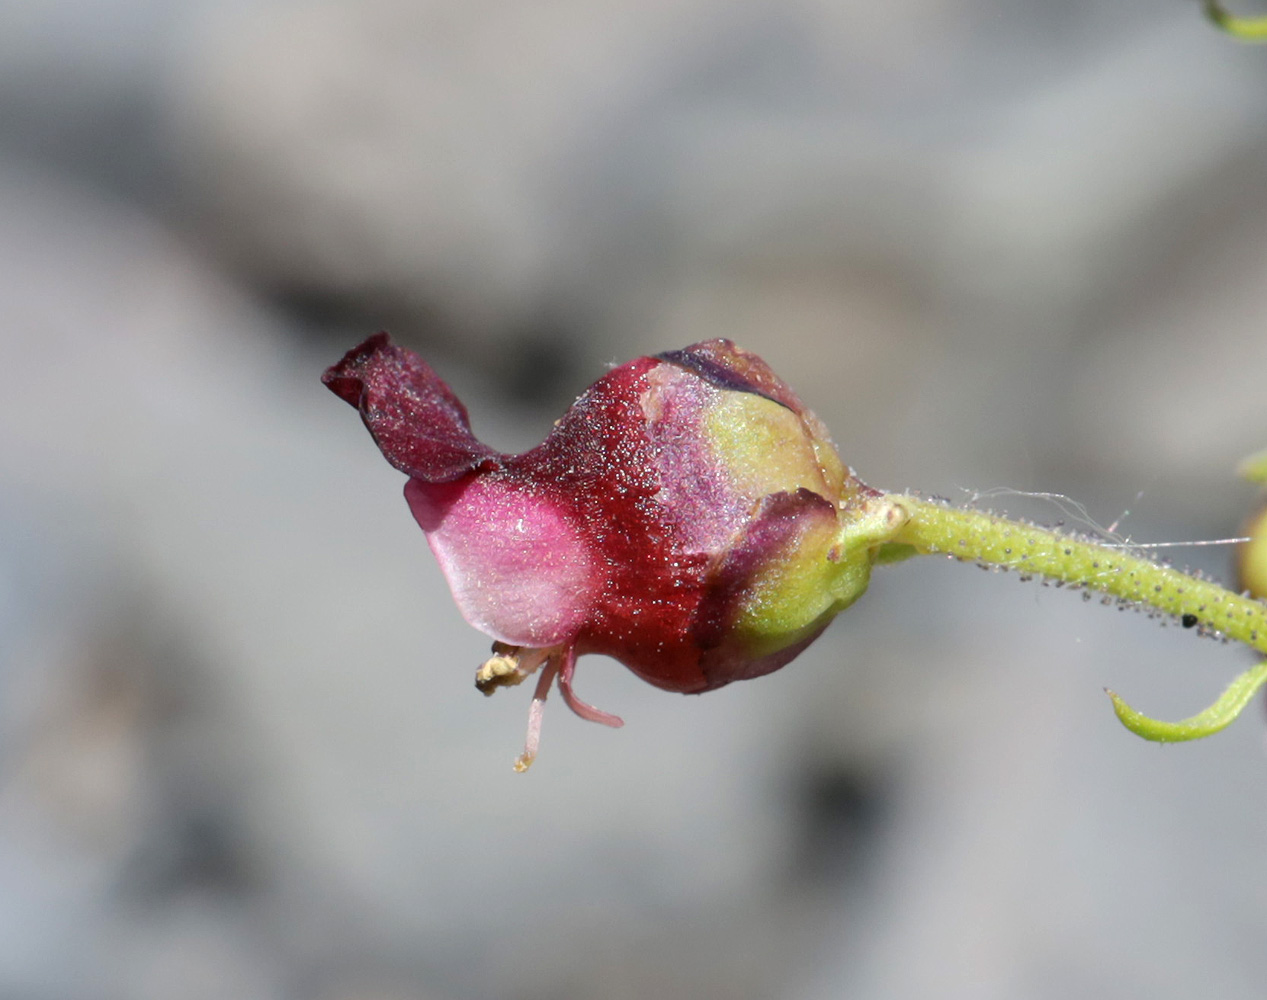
[1107,659,1267,742]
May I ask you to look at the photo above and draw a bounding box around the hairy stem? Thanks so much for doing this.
[885,495,1267,741]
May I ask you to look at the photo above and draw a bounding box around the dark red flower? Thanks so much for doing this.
[324,334,904,768]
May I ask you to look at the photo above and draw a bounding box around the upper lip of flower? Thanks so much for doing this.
[322,332,500,484]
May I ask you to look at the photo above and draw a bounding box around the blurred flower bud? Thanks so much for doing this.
[1238,449,1267,601]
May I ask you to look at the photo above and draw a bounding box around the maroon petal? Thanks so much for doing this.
[322,333,498,482]
[404,476,599,647]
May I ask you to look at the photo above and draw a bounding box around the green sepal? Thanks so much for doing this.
[1107,659,1267,742]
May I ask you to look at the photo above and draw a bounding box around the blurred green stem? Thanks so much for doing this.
[1204,1,1267,40]
[1238,448,1267,483]
[887,495,1267,741]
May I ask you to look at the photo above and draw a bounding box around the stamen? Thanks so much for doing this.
[513,655,563,772]
[475,643,552,695]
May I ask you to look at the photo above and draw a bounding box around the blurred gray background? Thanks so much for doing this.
[2,1,1267,998]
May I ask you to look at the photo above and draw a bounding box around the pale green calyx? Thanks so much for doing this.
[729,494,909,660]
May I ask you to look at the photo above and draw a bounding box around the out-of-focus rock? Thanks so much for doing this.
[1065,190,1267,504]
[162,0,979,365]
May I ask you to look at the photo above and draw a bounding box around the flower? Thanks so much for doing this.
[324,334,906,769]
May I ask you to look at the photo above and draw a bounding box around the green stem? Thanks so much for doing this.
[1204,1,1267,40]
[885,495,1267,741]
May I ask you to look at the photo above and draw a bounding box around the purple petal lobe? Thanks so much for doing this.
[657,339,806,414]
[405,476,598,647]
[322,333,498,482]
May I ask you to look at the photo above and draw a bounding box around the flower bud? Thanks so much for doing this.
[323,335,906,767]
[1239,450,1267,602]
